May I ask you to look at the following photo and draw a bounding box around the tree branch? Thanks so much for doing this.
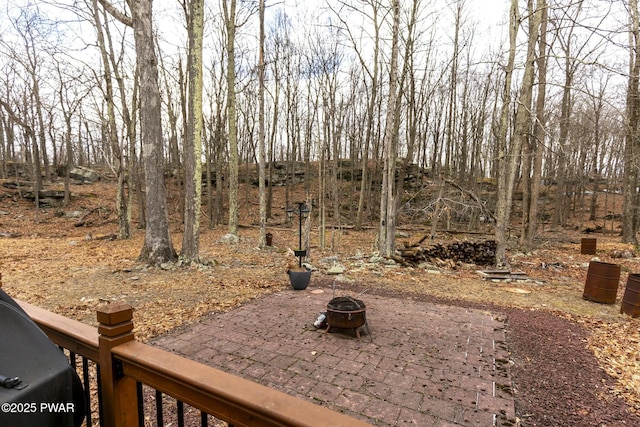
[96,0,133,27]
[0,98,33,133]
[444,179,496,221]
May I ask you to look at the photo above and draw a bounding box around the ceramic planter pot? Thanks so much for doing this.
[288,270,311,290]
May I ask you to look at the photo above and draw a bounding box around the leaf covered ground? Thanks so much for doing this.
[1,179,639,424]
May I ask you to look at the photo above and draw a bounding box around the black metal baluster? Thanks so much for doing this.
[200,411,208,427]
[82,358,92,427]
[177,400,184,427]
[96,365,104,425]
[155,390,164,426]
[137,382,144,427]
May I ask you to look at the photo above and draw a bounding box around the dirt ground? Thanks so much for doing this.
[1,179,640,426]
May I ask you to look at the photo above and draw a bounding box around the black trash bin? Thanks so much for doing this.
[0,289,85,427]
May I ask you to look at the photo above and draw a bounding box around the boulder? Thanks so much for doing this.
[69,166,99,183]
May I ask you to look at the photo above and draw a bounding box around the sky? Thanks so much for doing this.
[0,0,629,110]
[0,0,513,63]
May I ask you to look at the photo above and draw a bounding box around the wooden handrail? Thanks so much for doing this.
[18,300,99,362]
[114,340,372,427]
[15,299,373,427]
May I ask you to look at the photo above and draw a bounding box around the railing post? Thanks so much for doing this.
[97,303,139,427]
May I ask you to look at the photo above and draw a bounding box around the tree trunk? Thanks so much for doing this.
[507,0,541,255]
[223,0,239,237]
[444,2,461,178]
[94,0,134,239]
[378,0,400,257]
[588,79,606,222]
[181,0,205,262]
[257,0,267,249]
[0,116,5,179]
[349,1,380,231]
[29,129,41,222]
[496,0,542,265]
[523,0,548,252]
[623,0,640,244]
[494,0,519,266]
[128,0,177,264]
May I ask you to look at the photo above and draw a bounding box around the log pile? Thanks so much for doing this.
[395,239,497,267]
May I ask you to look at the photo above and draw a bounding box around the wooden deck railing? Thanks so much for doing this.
[16,299,372,427]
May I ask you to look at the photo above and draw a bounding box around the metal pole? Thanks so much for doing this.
[298,202,303,267]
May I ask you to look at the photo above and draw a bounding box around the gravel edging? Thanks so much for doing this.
[328,281,640,426]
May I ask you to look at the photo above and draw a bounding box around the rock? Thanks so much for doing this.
[69,166,99,183]
[417,262,440,272]
[368,255,385,264]
[38,197,62,207]
[319,256,340,265]
[302,262,316,271]
[610,249,635,259]
[327,265,346,275]
[219,233,240,244]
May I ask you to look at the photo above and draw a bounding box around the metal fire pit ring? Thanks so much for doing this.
[325,296,371,340]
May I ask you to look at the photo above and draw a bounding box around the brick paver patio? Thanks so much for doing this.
[152,287,516,426]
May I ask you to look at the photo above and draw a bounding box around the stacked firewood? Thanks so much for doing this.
[394,238,497,267]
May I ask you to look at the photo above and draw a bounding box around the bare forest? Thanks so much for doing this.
[2,0,640,425]
[0,0,638,262]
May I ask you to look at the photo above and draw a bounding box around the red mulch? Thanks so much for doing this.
[335,281,640,426]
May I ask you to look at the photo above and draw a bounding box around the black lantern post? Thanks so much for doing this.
[287,202,309,267]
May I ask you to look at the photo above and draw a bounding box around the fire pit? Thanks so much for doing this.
[325,296,370,339]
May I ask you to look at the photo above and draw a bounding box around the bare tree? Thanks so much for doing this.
[378,0,401,257]
[494,0,520,266]
[203,18,228,230]
[91,0,133,238]
[623,0,640,244]
[522,0,548,252]
[0,98,40,219]
[53,61,90,206]
[551,1,584,229]
[507,0,542,258]
[98,0,177,264]
[11,11,52,184]
[180,0,205,262]
[257,0,267,249]
[584,72,610,222]
[328,0,385,230]
[444,1,463,177]
[222,0,239,238]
